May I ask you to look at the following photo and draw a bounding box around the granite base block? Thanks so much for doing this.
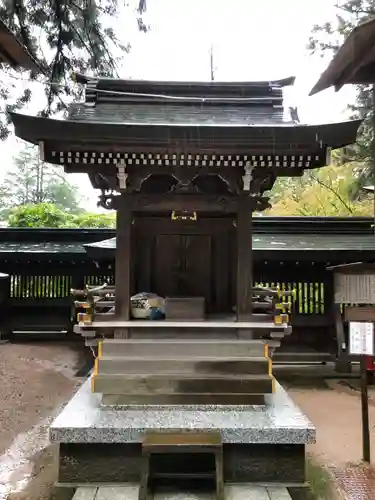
[58,442,306,484]
[51,378,314,485]
[50,379,315,445]
[101,394,266,406]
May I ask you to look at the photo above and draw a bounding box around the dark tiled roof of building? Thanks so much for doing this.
[1,233,375,260]
[10,73,362,153]
[0,242,84,254]
[0,20,41,71]
[67,75,294,127]
[68,102,287,126]
[84,234,375,255]
[310,17,375,95]
[1,219,375,259]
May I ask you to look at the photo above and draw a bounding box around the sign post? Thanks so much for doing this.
[349,321,374,463]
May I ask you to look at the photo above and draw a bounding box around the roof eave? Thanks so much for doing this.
[0,21,42,72]
[309,17,375,96]
[10,112,363,150]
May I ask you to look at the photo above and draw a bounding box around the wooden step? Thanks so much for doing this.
[99,339,268,358]
[91,373,274,395]
[95,356,271,376]
[140,432,224,500]
[248,331,289,340]
[81,320,288,330]
[101,393,266,405]
[143,431,222,451]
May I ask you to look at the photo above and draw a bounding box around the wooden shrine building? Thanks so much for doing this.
[11,74,362,337]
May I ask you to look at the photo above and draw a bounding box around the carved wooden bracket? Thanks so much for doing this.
[97,189,120,210]
[249,169,276,195]
[127,169,242,195]
[252,196,271,212]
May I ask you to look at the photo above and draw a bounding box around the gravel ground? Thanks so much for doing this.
[289,382,375,467]
[1,343,375,500]
[0,341,85,500]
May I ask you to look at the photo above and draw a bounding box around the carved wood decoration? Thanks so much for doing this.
[251,196,272,212]
[86,150,279,214]
[97,189,120,210]
[85,159,278,199]
[89,172,118,191]
[95,192,270,214]
[250,170,277,195]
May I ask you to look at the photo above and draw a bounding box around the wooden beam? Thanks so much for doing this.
[114,194,132,336]
[236,196,253,322]
[127,193,239,213]
[345,306,375,322]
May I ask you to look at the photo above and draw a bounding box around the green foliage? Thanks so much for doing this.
[0,145,83,217]
[306,456,336,500]
[8,203,70,228]
[267,163,373,216]
[0,1,147,139]
[7,202,115,228]
[308,0,375,186]
[70,212,116,228]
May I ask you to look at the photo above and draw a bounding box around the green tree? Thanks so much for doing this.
[7,202,116,228]
[267,163,373,216]
[72,212,115,228]
[308,0,375,187]
[0,145,83,217]
[0,1,147,139]
[8,202,71,227]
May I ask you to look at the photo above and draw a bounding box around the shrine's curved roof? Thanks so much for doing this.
[10,110,362,151]
[10,75,362,159]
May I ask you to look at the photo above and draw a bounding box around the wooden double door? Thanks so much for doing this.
[134,217,235,314]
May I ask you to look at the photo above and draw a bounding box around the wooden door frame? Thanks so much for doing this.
[134,216,235,313]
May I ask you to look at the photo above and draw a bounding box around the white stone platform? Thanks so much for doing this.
[50,379,315,445]
[72,484,292,500]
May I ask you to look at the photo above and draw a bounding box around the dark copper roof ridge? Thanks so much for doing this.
[72,73,296,88]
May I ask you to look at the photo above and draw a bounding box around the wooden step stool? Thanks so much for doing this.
[139,432,224,500]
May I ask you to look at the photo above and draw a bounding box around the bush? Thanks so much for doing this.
[8,203,72,228]
[7,203,116,228]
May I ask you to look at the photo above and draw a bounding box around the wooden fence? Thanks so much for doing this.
[0,217,373,355]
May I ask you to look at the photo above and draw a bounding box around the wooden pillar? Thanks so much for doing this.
[334,304,351,373]
[114,194,132,337]
[236,196,253,330]
[328,271,352,373]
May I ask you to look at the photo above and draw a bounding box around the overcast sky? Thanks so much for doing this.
[1,0,357,210]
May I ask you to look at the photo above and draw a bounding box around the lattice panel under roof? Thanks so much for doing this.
[49,151,327,169]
